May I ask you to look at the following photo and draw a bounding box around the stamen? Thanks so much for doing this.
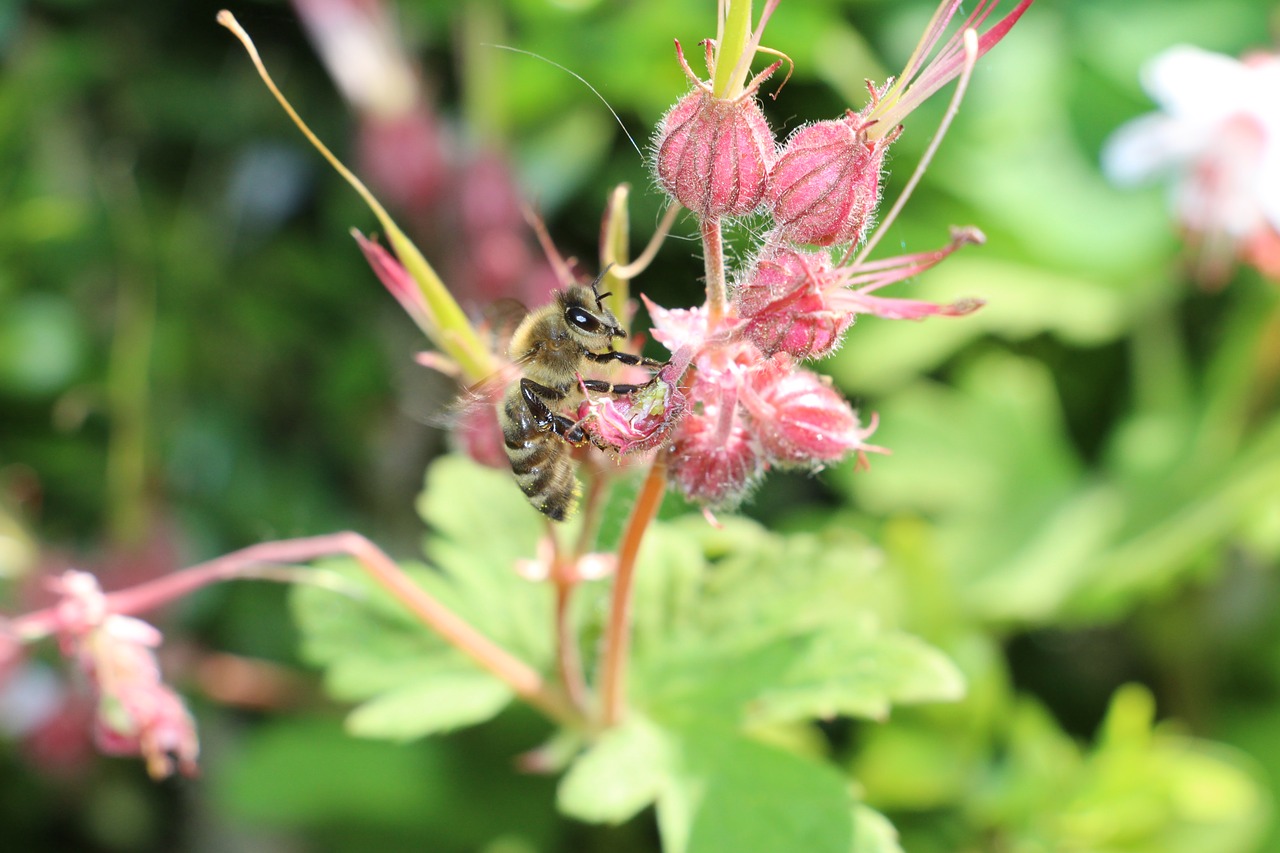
[843,227,983,290]
[874,0,1033,129]
[852,28,980,266]
[523,205,577,288]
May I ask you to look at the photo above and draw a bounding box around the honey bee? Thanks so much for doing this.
[500,275,662,521]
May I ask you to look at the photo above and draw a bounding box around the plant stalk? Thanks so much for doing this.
[598,456,668,728]
[701,216,728,325]
[6,533,581,727]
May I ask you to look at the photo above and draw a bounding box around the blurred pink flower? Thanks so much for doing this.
[1103,45,1280,284]
[48,571,199,779]
[293,0,447,211]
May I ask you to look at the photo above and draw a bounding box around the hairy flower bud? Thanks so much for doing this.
[741,356,881,467]
[735,230,986,361]
[767,113,896,247]
[655,41,778,218]
[735,248,850,359]
[668,407,763,509]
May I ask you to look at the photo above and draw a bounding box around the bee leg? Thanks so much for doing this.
[520,379,566,428]
[520,378,594,448]
[584,350,666,370]
[581,378,650,395]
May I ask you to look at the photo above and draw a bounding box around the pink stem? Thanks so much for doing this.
[6,533,580,727]
[702,217,728,325]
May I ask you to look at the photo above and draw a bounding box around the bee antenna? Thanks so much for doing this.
[590,263,615,310]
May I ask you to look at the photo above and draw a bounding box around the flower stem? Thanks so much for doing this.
[217,10,492,383]
[701,216,728,325]
[612,201,680,281]
[329,533,581,726]
[6,533,581,727]
[598,456,668,728]
[553,577,587,711]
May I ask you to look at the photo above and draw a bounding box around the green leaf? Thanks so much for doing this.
[850,805,903,853]
[346,669,514,742]
[630,516,962,726]
[557,715,671,824]
[214,718,444,826]
[290,455,554,743]
[292,558,462,703]
[756,632,965,724]
[416,455,552,663]
[642,636,814,725]
[657,723,854,853]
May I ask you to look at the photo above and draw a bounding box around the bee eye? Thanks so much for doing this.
[567,307,601,332]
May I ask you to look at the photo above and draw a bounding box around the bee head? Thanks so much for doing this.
[561,284,625,343]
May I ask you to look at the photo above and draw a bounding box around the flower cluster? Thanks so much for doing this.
[1103,45,1280,285]
[651,300,883,507]
[47,571,199,779]
[617,0,1031,509]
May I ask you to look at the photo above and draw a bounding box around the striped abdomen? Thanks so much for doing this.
[501,386,580,521]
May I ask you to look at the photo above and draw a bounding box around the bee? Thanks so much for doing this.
[500,275,662,521]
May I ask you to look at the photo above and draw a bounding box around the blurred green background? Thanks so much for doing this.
[2,0,1279,850]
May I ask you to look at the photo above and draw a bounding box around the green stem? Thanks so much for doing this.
[713,0,753,98]
[218,11,493,382]
[600,185,633,331]
[99,157,155,546]
[554,576,587,712]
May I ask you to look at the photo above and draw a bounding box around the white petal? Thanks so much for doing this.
[1142,45,1250,118]
[1258,145,1280,232]
[1102,114,1189,185]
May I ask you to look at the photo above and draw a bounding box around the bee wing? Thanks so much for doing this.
[483,298,530,356]
[434,358,528,429]
[413,299,530,430]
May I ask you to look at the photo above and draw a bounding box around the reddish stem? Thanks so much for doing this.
[598,457,668,727]
[553,577,587,711]
[701,216,728,325]
[5,532,580,727]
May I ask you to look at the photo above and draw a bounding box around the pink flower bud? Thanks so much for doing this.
[353,231,435,335]
[767,114,896,247]
[741,356,883,467]
[668,407,763,509]
[735,248,851,359]
[655,41,778,218]
[735,230,986,360]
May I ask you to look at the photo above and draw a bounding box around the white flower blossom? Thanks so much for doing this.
[1103,45,1280,282]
